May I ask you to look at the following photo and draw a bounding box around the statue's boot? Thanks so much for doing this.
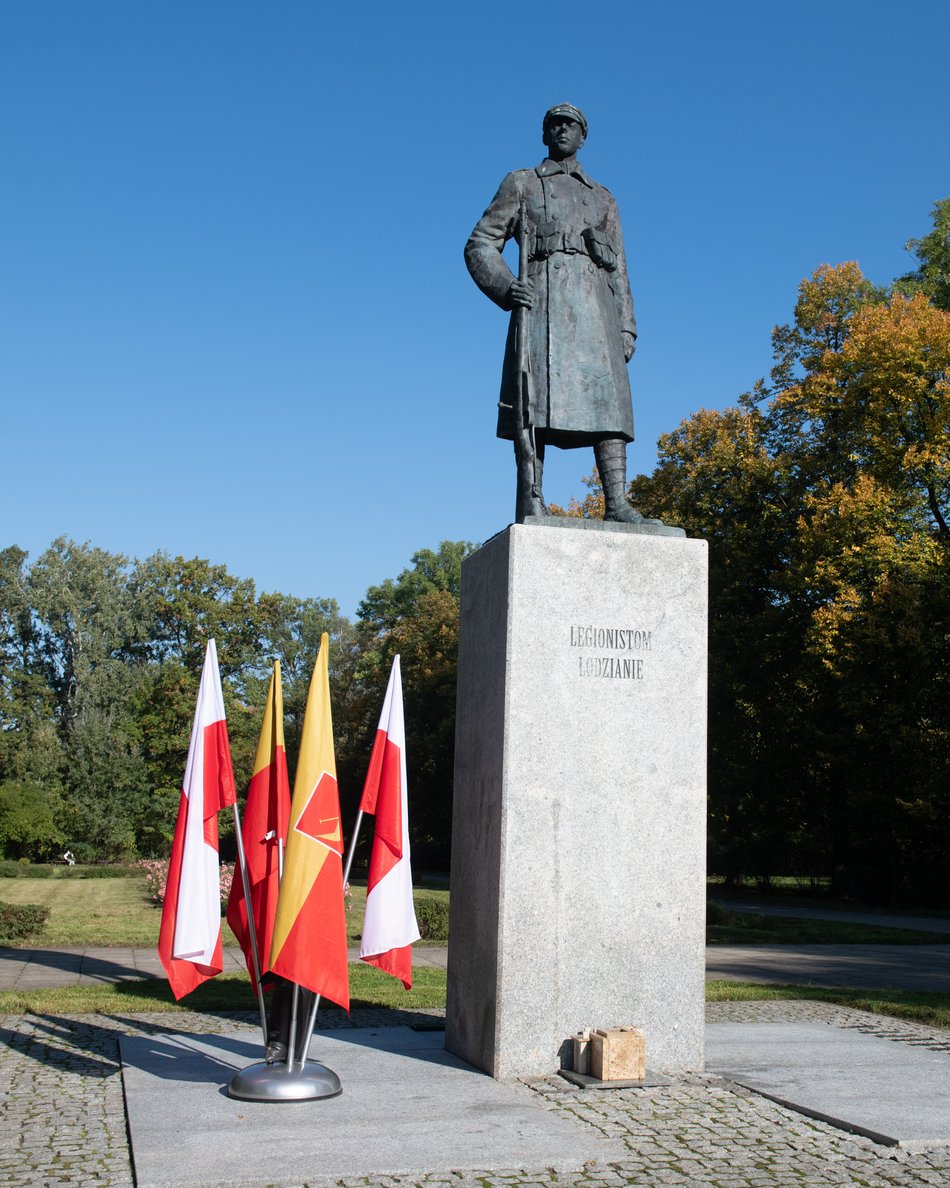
[595,438,663,525]
[515,442,547,522]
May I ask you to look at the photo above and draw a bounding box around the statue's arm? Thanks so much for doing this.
[605,195,637,357]
[464,172,523,311]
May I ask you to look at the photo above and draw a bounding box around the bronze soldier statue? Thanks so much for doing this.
[466,103,659,525]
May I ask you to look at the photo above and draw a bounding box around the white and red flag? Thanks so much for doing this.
[158,638,237,1000]
[358,655,420,988]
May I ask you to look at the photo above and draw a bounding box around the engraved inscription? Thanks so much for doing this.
[569,626,652,651]
[570,625,652,680]
[578,656,644,679]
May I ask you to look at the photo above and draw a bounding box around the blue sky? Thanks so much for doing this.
[3,1,947,616]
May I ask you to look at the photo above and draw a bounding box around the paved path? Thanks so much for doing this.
[706,944,950,991]
[3,940,950,991]
[2,1001,949,1186]
[0,945,449,991]
[4,902,948,1185]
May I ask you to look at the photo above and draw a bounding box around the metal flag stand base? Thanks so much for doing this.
[228,1059,342,1102]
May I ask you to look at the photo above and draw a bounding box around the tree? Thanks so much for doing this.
[357,542,473,637]
[0,780,63,860]
[630,256,950,899]
[355,542,476,866]
[18,539,152,858]
[255,593,361,790]
[0,541,360,860]
[126,554,283,854]
[0,546,61,785]
[382,588,460,863]
[895,197,950,312]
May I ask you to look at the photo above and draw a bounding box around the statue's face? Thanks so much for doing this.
[544,116,585,160]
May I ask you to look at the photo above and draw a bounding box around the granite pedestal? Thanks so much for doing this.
[446,522,708,1079]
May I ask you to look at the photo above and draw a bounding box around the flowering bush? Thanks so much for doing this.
[136,858,234,911]
[219,863,234,908]
[135,858,168,905]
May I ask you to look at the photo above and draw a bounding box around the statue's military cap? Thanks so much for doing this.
[542,103,588,137]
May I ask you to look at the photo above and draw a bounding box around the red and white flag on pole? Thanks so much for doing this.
[158,638,237,1000]
[358,655,420,988]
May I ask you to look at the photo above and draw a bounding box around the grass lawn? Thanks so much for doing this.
[0,964,447,1016]
[1,877,161,945]
[0,877,450,948]
[344,883,449,945]
[1,972,948,1033]
[2,877,946,948]
[707,915,948,945]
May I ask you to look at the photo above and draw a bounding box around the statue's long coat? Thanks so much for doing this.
[465,158,636,447]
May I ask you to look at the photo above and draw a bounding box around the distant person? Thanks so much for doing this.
[62,850,75,866]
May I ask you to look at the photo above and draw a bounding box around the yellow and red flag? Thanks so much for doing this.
[226,660,291,989]
[269,634,349,1009]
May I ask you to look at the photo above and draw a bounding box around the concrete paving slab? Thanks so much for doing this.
[9,939,950,990]
[0,946,85,988]
[707,1022,950,1150]
[79,948,137,982]
[121,1025,627,1186]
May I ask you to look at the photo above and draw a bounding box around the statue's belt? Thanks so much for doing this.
[528,224,618,272]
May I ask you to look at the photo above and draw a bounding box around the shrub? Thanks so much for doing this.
[135,859,234,910]
[58,864,141,879]
[414,895,449,941]
[0,900,50,941]
[219,863,234,910]
[706,898,727,925]
[0,861,22,878]
[135,859,169,905]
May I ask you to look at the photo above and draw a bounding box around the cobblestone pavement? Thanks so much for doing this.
[1,1002,949,1187]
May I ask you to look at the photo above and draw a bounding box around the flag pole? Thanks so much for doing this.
[231,803,269,1044]
[289,981,300,1064]
[342,810,365,890]
[294,806,366,1071]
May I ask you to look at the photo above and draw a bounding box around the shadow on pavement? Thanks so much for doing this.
[0,946,146,983]
[0,1015,121,1078]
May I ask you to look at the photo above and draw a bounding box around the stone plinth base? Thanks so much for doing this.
[445,523,708,1080]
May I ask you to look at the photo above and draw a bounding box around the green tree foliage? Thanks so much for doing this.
[0,543,297,860]
[0,546,59,785]
[0,539,151,859]
[253,593,362,804]
[357,541,472,636]
[126,552,280,850]
[895,196,950,312]
[0,781,62,860]
[0,535,476,869]
[354,542,475,866]
[631,239,950,901]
